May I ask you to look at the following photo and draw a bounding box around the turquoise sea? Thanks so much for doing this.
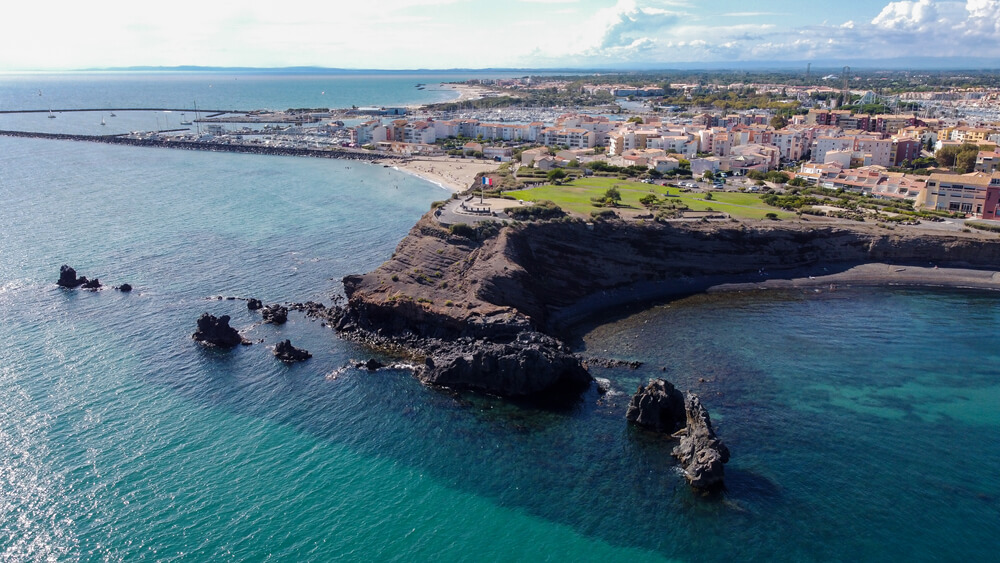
[1,74,999,561]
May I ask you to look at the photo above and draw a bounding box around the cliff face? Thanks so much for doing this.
[345,215,1000,339]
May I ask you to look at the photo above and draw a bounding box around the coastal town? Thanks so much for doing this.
[40,72,988,225]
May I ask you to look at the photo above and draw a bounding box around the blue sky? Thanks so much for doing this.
[1,0,997,70]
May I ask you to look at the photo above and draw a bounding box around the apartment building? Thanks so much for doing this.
[923,172,1000,215]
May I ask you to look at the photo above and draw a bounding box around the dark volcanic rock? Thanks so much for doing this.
[585,357,644,370]
[247,298,263,311]
[356,358,385,371]
[80,278,102,289]
[415,331,591,397]
[672,394,730,490]
[261,305,288,325]
[116,283,133,292]
[192,313,246,348]
[274,339,311,362]
[626,378,686,432]
[57,265,87,288]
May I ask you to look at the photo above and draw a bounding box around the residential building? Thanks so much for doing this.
[923,172,1000,215]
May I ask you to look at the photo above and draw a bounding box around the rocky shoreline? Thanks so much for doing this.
[337,211,1000,398]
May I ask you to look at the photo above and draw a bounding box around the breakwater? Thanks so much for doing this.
[0,129,394,161]
[0,108,235,114]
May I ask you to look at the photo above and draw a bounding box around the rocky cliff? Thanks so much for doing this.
[340,214,1000,395]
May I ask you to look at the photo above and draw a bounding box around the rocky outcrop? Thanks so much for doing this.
[273,339,311,362]
[192,313,247,348]
[672,394,730,490]
[247,298,263,311]
[356,358,385,371]
[415,331,591,397]
[261,305,288,325]
[341,213,1000,398]
[625,379,686,432]
[115,283,133,292]
[57,265,100,289]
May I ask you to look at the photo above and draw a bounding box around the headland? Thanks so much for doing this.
[336,210,1000,397]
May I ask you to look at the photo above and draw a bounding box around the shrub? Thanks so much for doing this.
[591,209,617,219]
[765,212,779,220]
[506,200,565,221]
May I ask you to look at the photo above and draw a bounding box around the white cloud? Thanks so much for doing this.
[520,0,1000,66]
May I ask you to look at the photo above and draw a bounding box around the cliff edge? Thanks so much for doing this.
[340,213,1000,396]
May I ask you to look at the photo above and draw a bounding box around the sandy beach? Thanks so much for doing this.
[440,83,491,103]
[389,156,501,192]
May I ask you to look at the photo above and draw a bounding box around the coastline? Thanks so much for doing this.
[550,263,1000,333]
[386,156,500,192]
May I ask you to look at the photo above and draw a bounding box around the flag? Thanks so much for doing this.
[482,177,493,186]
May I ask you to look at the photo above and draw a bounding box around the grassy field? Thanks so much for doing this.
[505,178,795,220]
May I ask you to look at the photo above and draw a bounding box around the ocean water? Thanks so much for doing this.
[2,75,999,561]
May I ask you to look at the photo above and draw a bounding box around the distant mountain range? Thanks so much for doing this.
[80,57,1000,74]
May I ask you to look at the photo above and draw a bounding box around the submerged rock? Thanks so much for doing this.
[261,304,288,325]
[192,313,246,348]
[672,394,730,490]
[116,283,133,292]
[356,358,385,371]
[625,379,686,433]
[274,339,311,362]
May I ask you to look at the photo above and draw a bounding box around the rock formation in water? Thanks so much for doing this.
[625,378,686,432]
[261,304,288,325]
[415,331,590,396]
[57,265,100,289]
[672,394,730,490]
[273,339,311,362]
[115,283,133,292]
[247,298,263,311]
[192,313,247,347]
[354,358,384,370]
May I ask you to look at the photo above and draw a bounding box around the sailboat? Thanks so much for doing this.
[179,112,193,126]
[101,116,106,126]
[110,111,117,117]
[47,110,56,119]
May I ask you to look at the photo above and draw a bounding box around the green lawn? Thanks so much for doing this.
[505,178,794,220]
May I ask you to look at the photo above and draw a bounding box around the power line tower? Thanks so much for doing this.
[842,66,851,107]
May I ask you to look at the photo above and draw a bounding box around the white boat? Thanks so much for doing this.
[179,113,193,125]
[101,116,106,126]
[110,112,117,117]
[47,110,56,119]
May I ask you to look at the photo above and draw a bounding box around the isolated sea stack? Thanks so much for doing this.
[625,378,686,432]
[671,394,730,490]
[57,264,100,289]
[627,379,729,490]
[273,339,311,362]
[192,313,247,347]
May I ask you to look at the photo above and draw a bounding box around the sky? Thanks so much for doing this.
[1,0,998,70]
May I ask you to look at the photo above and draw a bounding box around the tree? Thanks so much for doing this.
[603,186,622,207]
[702,170,715,180]
[769,115,788,129]
[568,159,580,168]
[627,116,644,124]
[547,168,567,182]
